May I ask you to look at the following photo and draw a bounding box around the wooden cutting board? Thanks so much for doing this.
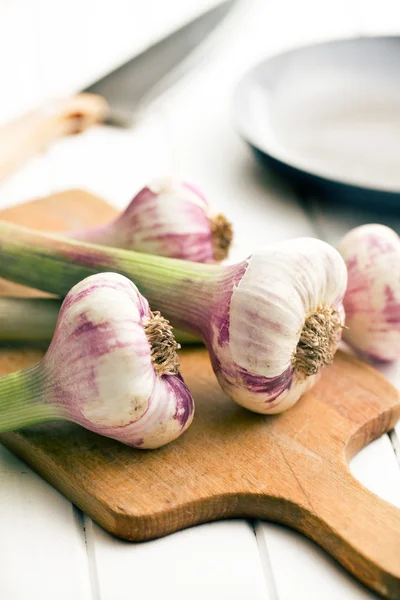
[0,190,400,599]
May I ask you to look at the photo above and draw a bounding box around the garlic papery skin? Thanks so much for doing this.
[338,224,400,362]
[71,177,233,263]
[0,273,194,448]
[0,223,347,414]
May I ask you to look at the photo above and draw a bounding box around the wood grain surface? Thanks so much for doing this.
[0,190,400,599]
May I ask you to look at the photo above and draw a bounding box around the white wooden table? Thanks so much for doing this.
[1,1,400,598]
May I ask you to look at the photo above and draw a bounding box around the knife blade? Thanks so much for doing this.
[83,0,238,126]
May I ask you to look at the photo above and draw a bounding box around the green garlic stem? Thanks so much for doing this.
[0,364,63,431]
[0,297,202,346]
[0,297,61,345]
[0,222,224,334]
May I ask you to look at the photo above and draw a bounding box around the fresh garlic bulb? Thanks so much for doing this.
[338,224,400,361]
[0,273,194,448]
[206,239,347,413]
[71,177,233,262]
[0,224,347,414]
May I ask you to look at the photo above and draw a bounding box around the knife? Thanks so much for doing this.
[0,0,237,184]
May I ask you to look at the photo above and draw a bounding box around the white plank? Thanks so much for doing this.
[377,362,400,463]
[0,444,91,600]
[257,521,377,600]
[85,518,268,600]
[391,429,400,463]
[393,430,400,462]
[350,435,400,506]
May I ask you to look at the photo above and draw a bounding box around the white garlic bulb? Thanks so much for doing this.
[207,238,347,413]
[70,177,233,263]
[338,224,400,362]
[0,273,194,448]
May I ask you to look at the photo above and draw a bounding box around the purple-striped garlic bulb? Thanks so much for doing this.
[338,224,400,362]
[0,273,194,448]
[205,238,348,413]
[71,177,233,263]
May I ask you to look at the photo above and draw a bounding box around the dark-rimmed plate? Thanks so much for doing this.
[233,36,400,211]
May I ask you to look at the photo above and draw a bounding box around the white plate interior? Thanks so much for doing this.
[233,37,400,192]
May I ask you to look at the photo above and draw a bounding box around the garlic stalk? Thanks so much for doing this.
[338,223,400,362]
[70,178,233,262]
[0,297,201,346]
[0,297,62,345]
[0,273,194,448]
[0,222,347,413]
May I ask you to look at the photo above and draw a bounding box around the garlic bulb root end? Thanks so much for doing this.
[293,304,343,377]
[210,213,233,262]
[143,310,181,376]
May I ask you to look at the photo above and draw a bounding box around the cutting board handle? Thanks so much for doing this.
[301,464,400,598]
[0,93,108,184]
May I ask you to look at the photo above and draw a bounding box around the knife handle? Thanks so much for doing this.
[0,93,109,184]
